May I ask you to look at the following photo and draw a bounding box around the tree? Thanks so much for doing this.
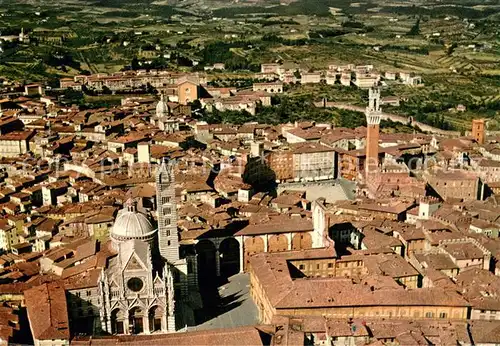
[131,57,140,70]
[447,42,458,56]
[61,88,84,105]
[407,19,420,36]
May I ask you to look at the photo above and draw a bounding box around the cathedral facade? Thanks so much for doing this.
[96,160,199,335]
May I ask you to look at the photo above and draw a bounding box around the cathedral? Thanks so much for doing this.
[150,93,180,133]
[97,160,200,335]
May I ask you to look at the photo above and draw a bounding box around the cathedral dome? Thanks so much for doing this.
[156,93,169,118]
[111,202,156,240]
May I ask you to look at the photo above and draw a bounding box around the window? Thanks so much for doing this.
[425,312,434,318]
[316,264,320,270]
[127,277,144,292]
[87,290,91,297]
[439,312,447,318]
[164,219,171,226]
[328,263,333,268]
[162,196,171,204]
[299,264,305,270]
[163,207,171,214]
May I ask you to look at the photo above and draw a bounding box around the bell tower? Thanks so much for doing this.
[156,158,179,262]
[365,86,381,175]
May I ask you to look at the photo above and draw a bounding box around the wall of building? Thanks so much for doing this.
[471,308,500,320]
[0,139,28,157]
[242,232,315,270]
[293,151,335,181]
[275,305,468,322]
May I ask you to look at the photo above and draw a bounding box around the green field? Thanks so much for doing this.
[0,0,498,130]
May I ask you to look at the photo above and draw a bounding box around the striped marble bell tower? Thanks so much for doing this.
[155,159,179,262]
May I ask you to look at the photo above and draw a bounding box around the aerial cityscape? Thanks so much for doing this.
[0,0,499,345]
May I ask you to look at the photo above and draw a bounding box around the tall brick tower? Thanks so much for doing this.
[472,119,485,145]
[365,86,381,175]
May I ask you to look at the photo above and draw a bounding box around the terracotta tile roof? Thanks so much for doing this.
[414,253,459,271]
[250,252,468,311]
[24,282,70,341]
[456,268,500,311]
[469,320,500,344]
[441,241,485,260]
[71,325,267,345]
[236,215,313,236]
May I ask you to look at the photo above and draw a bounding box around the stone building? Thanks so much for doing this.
[65,160,202,336]
[97,200,177,334]
[249,250,469,324]
[0,131,35,157]
[150,94,179,134]
[425,169,484,201]
[252,82,283,93]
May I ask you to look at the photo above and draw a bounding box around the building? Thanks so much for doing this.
[0,131,35,157]
[235,214,317,270]
[95,161,199,335]
[300,72,322,84]
[176,78,199,105]
[96,201,177,334]
[252,82,283,93]
[291,142,336,181]
[354,73,379,89]
[365,87,382,175]
[456,268,500,320]
[338,149,366,181]
[249,250,469,324]
[425,169,483,201]
[25,282,70,346]
[472,119,485,145]
[266,150,294,182]
[72,325,272,345]
[24,84,43,96]
[0,222,18,252]
[150,94,179,133]
[260,63,280,74]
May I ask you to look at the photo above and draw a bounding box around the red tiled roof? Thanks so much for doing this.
[24,282,70,341]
